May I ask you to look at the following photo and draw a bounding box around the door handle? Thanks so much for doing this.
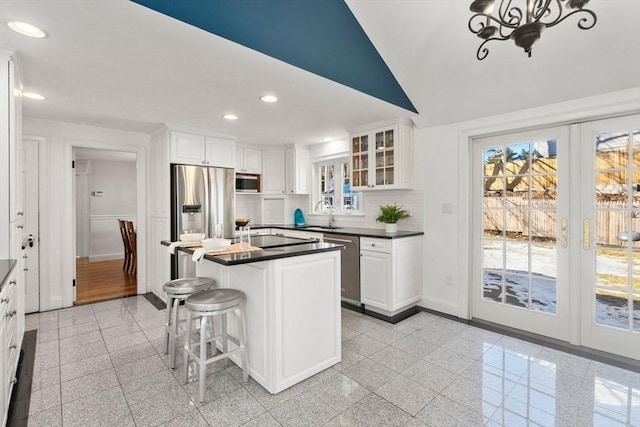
[583,219,590,250]
[560,218,568,248]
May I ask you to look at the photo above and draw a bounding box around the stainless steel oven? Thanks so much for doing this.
[235,173,260,193]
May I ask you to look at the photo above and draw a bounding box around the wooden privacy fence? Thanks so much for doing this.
[484,197,640,247]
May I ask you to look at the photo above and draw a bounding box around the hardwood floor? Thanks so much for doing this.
[75,257,137,305]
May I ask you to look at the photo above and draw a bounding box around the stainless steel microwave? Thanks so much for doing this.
[235,173,261,193]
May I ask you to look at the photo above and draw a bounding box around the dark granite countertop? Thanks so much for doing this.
[250,224,424,239]
[162,236,343,266]
[0,259,17,292]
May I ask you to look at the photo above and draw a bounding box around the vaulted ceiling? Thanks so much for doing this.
[1,0,639,146]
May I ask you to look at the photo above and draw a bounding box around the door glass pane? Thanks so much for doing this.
[483,209,504,237]
[593,128,637,332]
[595,288,629,329]
[386,167,394,185]
[596,131,629,169]
[505,237,528,273]
[505,143,531,175]
[484,146,503,173]
[361,154,368,170]
[352,137,360,153]
[505,273,528,308]
[532,278,556,313]
[484,269,504,303]
[480,139,559,314]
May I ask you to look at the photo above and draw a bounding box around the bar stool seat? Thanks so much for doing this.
[183,288,248,403]
[163,277,215,369]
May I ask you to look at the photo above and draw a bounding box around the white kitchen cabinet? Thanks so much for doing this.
[236,146,262,174]
[170,131,236,168]
[0,268,19,426]
[350,119,414,191]
[285,147,310,194]
[261,150,286,194]
[360,235,422,316]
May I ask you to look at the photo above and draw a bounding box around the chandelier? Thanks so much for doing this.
[468,0,597,60]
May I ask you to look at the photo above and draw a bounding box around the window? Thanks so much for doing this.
[314,157,361,214]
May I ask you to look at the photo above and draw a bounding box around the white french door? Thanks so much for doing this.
[472,126,571,341]
[579,115,640,360]
[472,116,640,360]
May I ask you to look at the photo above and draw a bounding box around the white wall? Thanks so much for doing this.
[416,87,640,319]
[23,117,149,311]
[88,159,137,261]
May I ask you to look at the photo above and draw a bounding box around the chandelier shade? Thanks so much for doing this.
[468,0,597,60]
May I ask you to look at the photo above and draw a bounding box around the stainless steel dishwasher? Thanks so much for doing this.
[322,234,360,303]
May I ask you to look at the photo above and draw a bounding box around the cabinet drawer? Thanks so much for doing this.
[360,238,391,253]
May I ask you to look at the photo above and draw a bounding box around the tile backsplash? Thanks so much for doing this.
[236,190,423,231]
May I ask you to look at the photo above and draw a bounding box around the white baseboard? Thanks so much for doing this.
[89,253,124,262]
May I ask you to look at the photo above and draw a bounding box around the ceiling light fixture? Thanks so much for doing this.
[468,0,597,60]
[7,21,47,38]
[22,91,46,100]
[223,114,238,120]
[260,95,278,103]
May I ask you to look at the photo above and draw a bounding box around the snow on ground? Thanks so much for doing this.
[483,239,640,331]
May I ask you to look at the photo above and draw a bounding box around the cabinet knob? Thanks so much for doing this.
[23,268,28,272]
[23,254,28,259]
[9,280,16,286]
[17,224,24,229]
[371,243,376,247]
[0,298,7,303]
[17,211,24,216]
[9,345,16,350]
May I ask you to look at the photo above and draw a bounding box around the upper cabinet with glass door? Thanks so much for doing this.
[350,119,414,191]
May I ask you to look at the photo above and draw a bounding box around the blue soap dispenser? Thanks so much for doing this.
[294,208,305,226]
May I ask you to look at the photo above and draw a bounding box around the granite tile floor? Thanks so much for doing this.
[24,296,640,426]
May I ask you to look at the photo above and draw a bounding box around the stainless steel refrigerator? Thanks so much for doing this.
[171,164,235,279]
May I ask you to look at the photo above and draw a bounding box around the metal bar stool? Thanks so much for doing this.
[163,277,215,369]
[182,288,249,403]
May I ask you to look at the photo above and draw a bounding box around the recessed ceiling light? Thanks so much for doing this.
[260,95,278,103]
[223,114,238,120]
[22,91,46,100]
[8,21,46,38]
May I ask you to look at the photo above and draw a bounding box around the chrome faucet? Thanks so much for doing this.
[328,207,335,228]
[315,200,324,211]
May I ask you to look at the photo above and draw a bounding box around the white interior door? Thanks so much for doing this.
[579,115,640,360]
[22,138,40,313]
[472,126,571,341]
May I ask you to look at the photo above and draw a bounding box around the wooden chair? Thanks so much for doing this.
[125,220,137,277]
[118,219,132,272]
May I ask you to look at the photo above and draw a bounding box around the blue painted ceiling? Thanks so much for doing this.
[131,0,418,114]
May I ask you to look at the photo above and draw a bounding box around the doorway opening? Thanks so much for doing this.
[73,147,138,304]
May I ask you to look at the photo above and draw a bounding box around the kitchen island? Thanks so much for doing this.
[163,237,343,394]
